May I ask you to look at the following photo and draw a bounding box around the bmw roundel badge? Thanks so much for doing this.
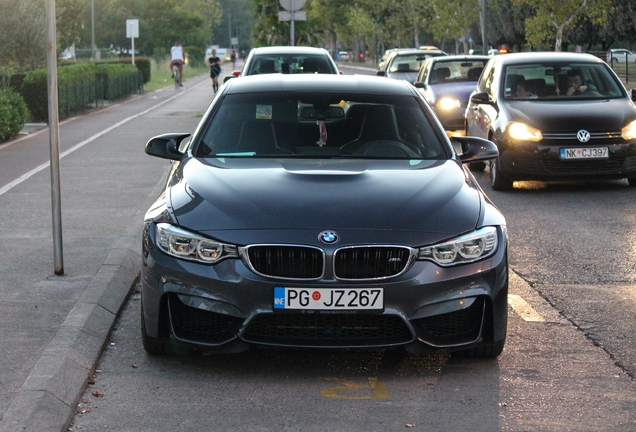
[319,230,339,244]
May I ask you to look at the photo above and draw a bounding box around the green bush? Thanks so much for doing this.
[20,61,144,122]
[95,57,151,83]
[0,89,30,143]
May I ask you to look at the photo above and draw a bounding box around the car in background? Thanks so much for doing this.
[223,46,340,82]
[606,48,636,64]
[336,51,352,61]
[377,48,447,84]
[141,74,508,358]
[488,47,511,56]
[414,55,489,135]
[466,52,636,190]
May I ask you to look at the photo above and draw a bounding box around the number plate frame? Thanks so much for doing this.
[273,287,384,311]
[560,147,609,160]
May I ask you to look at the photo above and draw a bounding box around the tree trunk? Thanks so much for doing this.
[554,24,565,52]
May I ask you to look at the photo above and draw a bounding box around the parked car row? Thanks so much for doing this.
[139,45,635,361]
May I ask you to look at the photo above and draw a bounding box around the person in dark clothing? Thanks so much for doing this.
[209,49,222,93]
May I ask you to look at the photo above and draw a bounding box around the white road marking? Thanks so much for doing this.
[508,294,545,322]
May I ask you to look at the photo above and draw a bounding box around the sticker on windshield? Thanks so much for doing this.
[256,105,273,119]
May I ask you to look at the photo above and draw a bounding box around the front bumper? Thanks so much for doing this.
[141,224,508,354]
[497,139,636,181]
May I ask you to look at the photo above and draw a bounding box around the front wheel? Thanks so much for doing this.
[628,177,636,187]
[490,158,514,190]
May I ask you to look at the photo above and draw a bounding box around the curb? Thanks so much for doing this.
[0,216,143,432]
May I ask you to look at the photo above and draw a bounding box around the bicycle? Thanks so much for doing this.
[172,67,180,90]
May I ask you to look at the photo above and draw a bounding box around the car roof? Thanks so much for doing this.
[224,74,418,96]
[391,49,446,56]
[248,46,331,55]
[427,55,490,62]
[490,51,606,65]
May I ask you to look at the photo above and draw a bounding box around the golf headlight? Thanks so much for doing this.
[437,97,461,110]
[155,223,237,263]
[418,227,498,266]
[622,120,636,140]
[508,122,542,141]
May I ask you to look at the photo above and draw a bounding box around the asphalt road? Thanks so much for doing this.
[67,66,636,431]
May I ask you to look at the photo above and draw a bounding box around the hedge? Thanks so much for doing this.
[0,89,30,143]
[20,62,143,122]
[95,57,151,83]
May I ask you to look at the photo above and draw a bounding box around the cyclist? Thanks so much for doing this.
[170,41,184,87]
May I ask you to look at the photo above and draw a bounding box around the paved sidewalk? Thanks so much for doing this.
[0,65,229,432]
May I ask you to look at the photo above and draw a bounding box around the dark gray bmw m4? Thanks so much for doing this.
[141,74,508,357]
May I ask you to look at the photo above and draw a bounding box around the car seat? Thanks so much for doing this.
[467,67,484,81]
[258,59,276,74]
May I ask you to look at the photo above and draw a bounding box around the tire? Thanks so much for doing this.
[628,177,636,187]
[490,158,514,191]
[141,302,171,355]
[452,340,505,358]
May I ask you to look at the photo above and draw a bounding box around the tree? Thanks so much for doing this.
[0,0,87,71]
[428,0,480,54]
[514,0,611,51]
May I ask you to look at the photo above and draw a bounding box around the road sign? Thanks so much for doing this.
[279,0,306,11]
[278,10,307,21]
[126,19,139,38]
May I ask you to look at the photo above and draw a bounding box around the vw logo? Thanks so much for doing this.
[577,129,591,143]
[319,230,339,244]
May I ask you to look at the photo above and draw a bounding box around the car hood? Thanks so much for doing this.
[167,158,483,245]
[387,71,419,83]
[506,98,636,131]
[427,82,478,103]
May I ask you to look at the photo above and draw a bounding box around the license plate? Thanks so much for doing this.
[560,147,608,160]
[273,287,384,310]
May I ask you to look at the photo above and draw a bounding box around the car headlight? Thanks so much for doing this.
[507,122,542,142]
[622,120,636,139]
[155,223,238,264]
[437,97,461,110]
[418,227,498,266]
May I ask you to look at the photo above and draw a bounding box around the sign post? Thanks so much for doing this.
[46,0,64,275]
[278,0,306,46]
[126,19,139,64]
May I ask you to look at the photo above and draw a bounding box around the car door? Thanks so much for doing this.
[466,61,497,139]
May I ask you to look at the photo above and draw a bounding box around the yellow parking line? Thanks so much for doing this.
[508,294,545,322]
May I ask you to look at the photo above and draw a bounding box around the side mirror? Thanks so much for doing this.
[469,91,494,105]
[145,133,190,161]
[453,136,499,164]
[413,81,426,89]
[223,75,235,83]
[376,71,386,77]
[631,88,636,102]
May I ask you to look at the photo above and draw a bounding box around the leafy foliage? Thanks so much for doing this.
[0,89,30,143]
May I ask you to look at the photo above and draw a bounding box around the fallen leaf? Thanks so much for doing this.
[91,390,103,398]
[87,376,95,385]
[80,408,91,414]
[405,424,415,428]
[131,363,138,368]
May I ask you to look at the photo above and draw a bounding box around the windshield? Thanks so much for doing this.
[389,53,446,73]
[503,62,624,100]
[196,92,448,160]
[429,60,487,83]
[245,54,336,75]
